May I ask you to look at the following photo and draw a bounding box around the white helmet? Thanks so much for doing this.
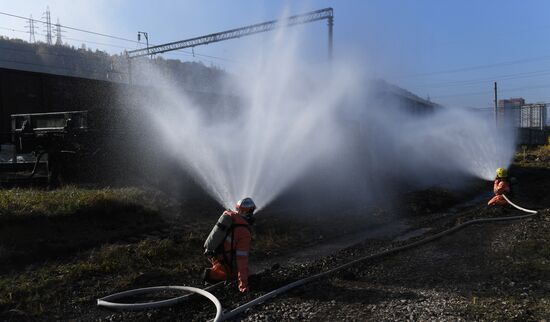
[236,197,256,214]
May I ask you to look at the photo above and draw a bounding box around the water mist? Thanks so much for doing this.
[130,26,516,212]
[135,30,358,210]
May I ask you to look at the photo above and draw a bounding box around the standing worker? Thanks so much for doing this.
[203,197,256,293]
[488,167,511,206]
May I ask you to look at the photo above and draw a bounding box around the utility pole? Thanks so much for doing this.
[327,14,333,61]
[126,52,132,85]
[494,81,498,127]
[137,31,150,57]
[43,6,52,45]
[127,31,150,85]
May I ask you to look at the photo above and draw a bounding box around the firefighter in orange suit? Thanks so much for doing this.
[203,198,255,293]
[488,167,511,206]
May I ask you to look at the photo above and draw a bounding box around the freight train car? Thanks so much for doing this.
[0,67,127,185]
[0,67,120,142]
[0,66,242,188]
[0,66,440,187]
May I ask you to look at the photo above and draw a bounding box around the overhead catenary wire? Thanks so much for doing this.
[4,9,550,102]
[403,54,550,78]
[2,8,547,75]
[5,9,548,83]
[417,68,550,89]
[0,39,225,77]
[0,34,226,68]
[393,53,550,102]
[432,83,550,99]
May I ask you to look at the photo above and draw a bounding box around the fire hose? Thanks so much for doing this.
[501,194,538,214]
[97,194,538,321]
[97,284,224,322]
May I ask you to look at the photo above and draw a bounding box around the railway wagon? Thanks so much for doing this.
[0,67,238,188]
[0,67,123,144]
[0,66,440,188]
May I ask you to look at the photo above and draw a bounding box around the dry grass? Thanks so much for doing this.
[0,186,154,217]
[0,186,166,273]
[0,237,205,316]
[0,186,377,319]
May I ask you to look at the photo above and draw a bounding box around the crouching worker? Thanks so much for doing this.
[488,167,511,206]
[202,197,256,293]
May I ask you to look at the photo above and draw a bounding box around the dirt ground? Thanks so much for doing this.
[1,148,550,321]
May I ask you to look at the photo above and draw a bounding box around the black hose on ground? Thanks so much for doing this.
[97,195,539,321]
[222,195,538,320]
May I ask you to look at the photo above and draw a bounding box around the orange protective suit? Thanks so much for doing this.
[206,210,251,292]
[487,178,511,206]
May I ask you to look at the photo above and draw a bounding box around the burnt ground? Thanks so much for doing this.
[1,152,550,321]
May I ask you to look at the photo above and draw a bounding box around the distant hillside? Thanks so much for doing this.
[0,37,227,92]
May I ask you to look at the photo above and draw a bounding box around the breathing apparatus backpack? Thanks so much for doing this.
[204,212,234,255]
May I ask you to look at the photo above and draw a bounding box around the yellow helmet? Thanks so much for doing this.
[496,167,507,178]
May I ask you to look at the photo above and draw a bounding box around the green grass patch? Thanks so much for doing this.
[0,186,154,217]
[0,186,166,270]
[515,145,550,169]
[0,237,205,317]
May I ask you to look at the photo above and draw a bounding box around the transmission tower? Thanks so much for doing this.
[42,6,52,45]
[55,18,64,45]
[25,15,37,43]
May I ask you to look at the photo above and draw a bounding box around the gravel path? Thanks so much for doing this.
[238,209,550,322]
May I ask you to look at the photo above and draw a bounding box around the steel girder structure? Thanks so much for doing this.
[126,8,333,59]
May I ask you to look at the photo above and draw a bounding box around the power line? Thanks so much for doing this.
[0,9,239,64]
[0,10,139,44]
[432,83,550,99]
[0,35,226,71]
[403,55,550,78]
[431,90,491,99]
[0,24,234,67]
[421,69,550,89]
[0,26,27,34]
[0,9,242,64]
[0,26,130,50]
[61,36,129,50]
[0,41,226,79]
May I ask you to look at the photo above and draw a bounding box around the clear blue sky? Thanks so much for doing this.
[1,0,550,109]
